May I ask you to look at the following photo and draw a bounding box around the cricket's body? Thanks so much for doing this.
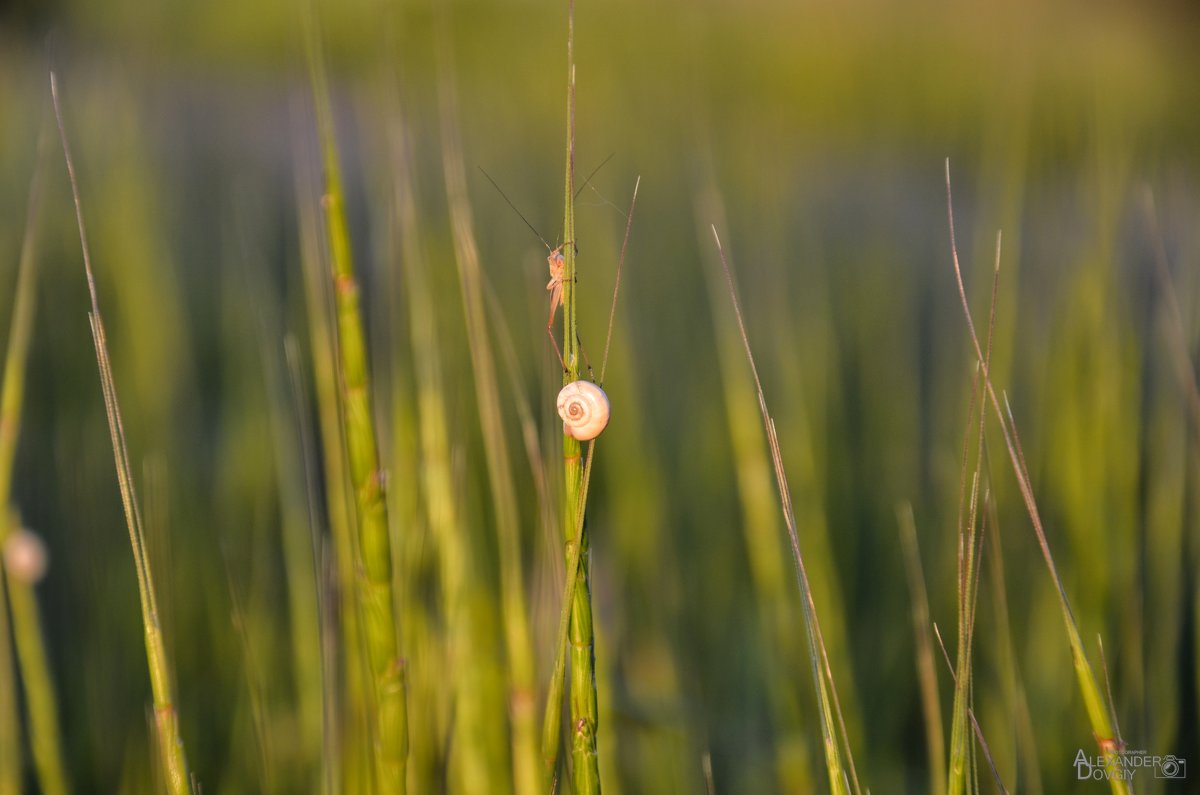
[547,247,565,327]
[547,246,567,368]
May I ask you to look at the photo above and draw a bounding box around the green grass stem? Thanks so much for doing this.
[0,572,15,795]
[541,438,598,793]
[709,227,858,795]
[945,160,1129,794]
[380,88,502,792]
[555,6,602,792]
[981,496,1043,794]
[260,331,325,784]
[436,27,540,793]
[542,143,638,795]
[897,504,946,795]
[0,116,47,537]
[293,129,369,793]
[0,104,51,795]
[378,106,457,793]
[400,240,482,792]
[696,181,835,792]
[4,520,71,795]
[303,16,409,791]
[52,71,193,795]
[947,238,999,795]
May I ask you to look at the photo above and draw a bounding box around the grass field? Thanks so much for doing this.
[0,0,1198,792]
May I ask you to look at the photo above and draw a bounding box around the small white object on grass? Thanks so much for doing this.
[4,527,48,584]
[557,380,611,441]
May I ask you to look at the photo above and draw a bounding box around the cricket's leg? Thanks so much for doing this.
[577,334,596,382]
[547,323,567,372]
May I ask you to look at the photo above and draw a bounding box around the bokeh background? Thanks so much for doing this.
[0,0,1197,792]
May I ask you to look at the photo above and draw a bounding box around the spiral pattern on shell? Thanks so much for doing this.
[556,380,611,441]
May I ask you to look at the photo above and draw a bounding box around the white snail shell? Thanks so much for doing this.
[556,380,611,441]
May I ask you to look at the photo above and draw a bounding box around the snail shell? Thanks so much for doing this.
[556,380,611,441]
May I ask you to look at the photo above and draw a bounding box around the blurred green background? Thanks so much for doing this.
[1,0,1198,792]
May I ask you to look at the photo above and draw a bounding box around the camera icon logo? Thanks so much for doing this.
[1155,755,1186,780]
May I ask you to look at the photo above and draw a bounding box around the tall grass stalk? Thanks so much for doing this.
[436,23,540,793]
[293,129,368,792]
[550,4,602,791]
[945,160,1129,794]
[0,116,47,544]
[982,480,1042,793]
[0,555,16,795]
[931,617,1006,793]
[0,107,52,795]
[51,71,193,795]
[945,469,986,795]
[484,284,553,562]
[897,504,946,795]
[542,159,639,791]
[947,235,1000,795]
[394,197,485,793]
[4,519,71,795]
[303,15,409,791]
[384,58,508,795]
[284,336,343,795]
[259,330,325,784]
[696,181,844,791]
[1136,187,1192,771]
[379,109,463,793]
[709,227,859,795]
[542,438,598,793]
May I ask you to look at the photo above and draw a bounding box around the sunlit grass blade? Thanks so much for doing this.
[436,22,538,794]
[897,503,946,795]
[695,178,846,792]
[944,159,1129,794]
[541,171,638,791]
[0,104,53,795]
[0,107,48,543]
[1135,186,1191,777]
[292,116,369,792]
[52,71,193,795]
[709,227,859,795]
[548,3,603,791]
[303,12,409,791]
[981,481,1043,794]
[0,552,16,795]
[376,93,465,794]
[257,325,325,785]
[541,437,598,793]
[284,336,341,795]
[4,519,71,795]
[374,55,506,793]
[932,620,1007,794]
[948,232,1000,795]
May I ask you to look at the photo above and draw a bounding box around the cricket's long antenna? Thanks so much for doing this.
[574,152,614,200]
[479,166,553,252]
[480,153,615,254]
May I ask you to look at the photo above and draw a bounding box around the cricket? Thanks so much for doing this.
[479,158,614,374]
